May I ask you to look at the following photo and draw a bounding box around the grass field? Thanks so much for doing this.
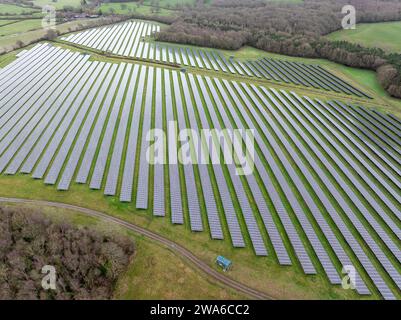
[33,0,82,10]
[0,19,18,27]
[0,3,39,15]
[100,2,176,16]
[0,19,43,37]
[327,21,401,54]
[143,0,195,7]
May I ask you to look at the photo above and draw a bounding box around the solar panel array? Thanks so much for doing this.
[60,20,368,98]
[1,45,400,299]
[247,58,371,98]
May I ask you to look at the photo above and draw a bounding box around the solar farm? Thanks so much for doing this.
[60,20,368,97]
[0,40,400,300]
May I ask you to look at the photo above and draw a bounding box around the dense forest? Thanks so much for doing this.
[156,0,401,98]
[0,207,134,299]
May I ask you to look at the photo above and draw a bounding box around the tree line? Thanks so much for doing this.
[156,0,401,98]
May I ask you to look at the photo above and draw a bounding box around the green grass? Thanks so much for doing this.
[33,0,82,10]
[327,21,401,54]
[0,19,43,37]
[143,0,195,8]
[0,3,39,15]
[266,0,303,3]
[0,19,18,27]
[100,2,176,17]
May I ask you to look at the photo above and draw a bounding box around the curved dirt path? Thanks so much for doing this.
[0,197,274,300]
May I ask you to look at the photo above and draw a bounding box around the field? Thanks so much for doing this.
[100,2,176,16]
[142,0,196,7]
[0,19,43,37]
[0,42,400,299]
[0,3,39,15]
[33,0,82,9]
[327,21,401,54]
[0,20,18,27]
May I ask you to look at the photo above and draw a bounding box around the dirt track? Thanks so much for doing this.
[0,197,274,300]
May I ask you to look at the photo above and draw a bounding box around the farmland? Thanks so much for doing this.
[99,2,176,16]
[33,0,82,10]
[327,21,401,54]
[0,19,43,37]
[0,3,39,15]
[0,41,400,300]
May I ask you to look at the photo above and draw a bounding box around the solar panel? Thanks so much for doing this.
[199,50,210,70]
[174,47,182,65]
[181,73,223,239]
[180,48,189,66]
[103,65,139,195]
[167,47,175,63]
[152,68,165,216]
[0,54,83,173]
[172,70,202,231]
[90,63,132,190]
[190,74,244,247]
[75,64,124,183]
[270,90,401,293]
[120,66,147,202]
[0,51,72,143]
[16,57,91,174]
[193,49,204,69]
[43,62,106,185]
[163,71,183,224]
[135,66,154,209]
[57,63,113,190]
[31,62,101,180]
[349,105,401,150]
[0,47,61,104]
[205,51,219,71]
[202,76,268,255]
[161,46,167,62]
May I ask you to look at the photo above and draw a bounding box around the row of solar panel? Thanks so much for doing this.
[0,45,400,299]
[61,21,160,57]
[248,58,371,98]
